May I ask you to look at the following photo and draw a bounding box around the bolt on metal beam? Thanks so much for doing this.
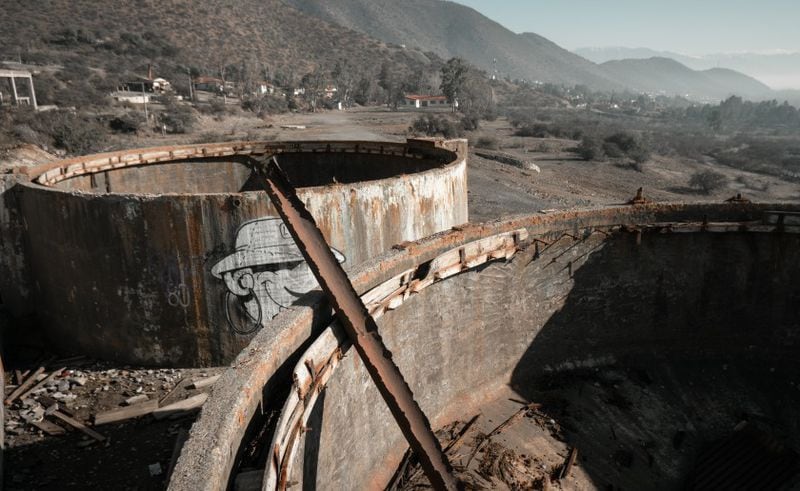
[251,157,459,491]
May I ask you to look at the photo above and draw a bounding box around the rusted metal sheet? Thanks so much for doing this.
[253,157,459,491]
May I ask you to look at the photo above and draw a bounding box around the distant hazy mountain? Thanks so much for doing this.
[601,57,773,101]
[283,0,623,89]
[576,47,699,66]
[577,47,800,90]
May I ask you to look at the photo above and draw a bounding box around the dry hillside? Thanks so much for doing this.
[0,0,434,81]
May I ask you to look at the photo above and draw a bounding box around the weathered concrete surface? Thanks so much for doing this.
[0,173,33,318]
[1,139,468,366]
[169,204,800,491]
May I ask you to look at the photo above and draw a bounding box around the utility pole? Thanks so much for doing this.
[187,67,194,102]
[141,82,149,122]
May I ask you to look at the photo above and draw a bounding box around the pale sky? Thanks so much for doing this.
[453,0,800,55]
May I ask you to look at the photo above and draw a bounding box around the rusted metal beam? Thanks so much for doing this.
[252,157,460,491]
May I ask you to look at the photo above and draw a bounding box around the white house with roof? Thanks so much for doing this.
[401,94,455,109]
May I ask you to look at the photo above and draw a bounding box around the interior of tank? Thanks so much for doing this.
[257,223,800,490]
[50,151,449,194]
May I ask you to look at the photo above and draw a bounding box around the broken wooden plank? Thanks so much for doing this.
[153,393,208,420]
[159,377,186,405]
[558,447,579,480]
[46,405,106,442]
[5,366,45,405]
[444,414,480,453]
[17,367,66,402]
[95,399,159,426]
[31,419,66,436]
[188,375,220,390]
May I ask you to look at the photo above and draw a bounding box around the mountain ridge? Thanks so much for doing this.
[576,46,800,90]
[283,0,624,90]
[600,57,773,101]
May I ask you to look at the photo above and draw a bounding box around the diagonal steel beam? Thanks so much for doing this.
[251,157,459,491]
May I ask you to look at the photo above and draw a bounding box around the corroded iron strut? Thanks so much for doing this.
[253,158,459,491]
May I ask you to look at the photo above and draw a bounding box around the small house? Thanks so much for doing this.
[401,95,452,109]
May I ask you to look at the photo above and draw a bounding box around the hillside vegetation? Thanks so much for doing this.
[0,0,434,89]
[283,0,623,89]
[1,0,791,105]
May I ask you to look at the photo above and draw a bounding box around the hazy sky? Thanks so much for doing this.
[454,0,800,55]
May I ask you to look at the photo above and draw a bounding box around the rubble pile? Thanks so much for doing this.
[3,357,222,489]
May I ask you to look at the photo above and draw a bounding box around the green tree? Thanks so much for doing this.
[440,58,469,112]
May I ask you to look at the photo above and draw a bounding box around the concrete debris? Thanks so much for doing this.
[3,361,222,454]
[148,462,163,477]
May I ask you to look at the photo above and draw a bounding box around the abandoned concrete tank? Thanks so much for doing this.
[1,139,468,366]
[169,203,800,490]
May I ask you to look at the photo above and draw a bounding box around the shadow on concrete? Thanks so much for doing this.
[507,231,800,489]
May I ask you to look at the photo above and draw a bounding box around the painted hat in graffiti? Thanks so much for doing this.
[211,217,344,277]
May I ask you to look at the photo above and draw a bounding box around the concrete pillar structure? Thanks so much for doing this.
[0,70,37,108]
[27,74,37,109]
[10,76,18,104]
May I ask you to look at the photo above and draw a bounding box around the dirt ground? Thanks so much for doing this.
[184,108,800,220]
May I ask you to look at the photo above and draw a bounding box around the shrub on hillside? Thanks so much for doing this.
[576,136,602,161]
[242,94,289,118]
[689,170,728,194]
[110,111,146,133]
[475,135,499,150]
[158,99,195,134]
[409,114,463,138]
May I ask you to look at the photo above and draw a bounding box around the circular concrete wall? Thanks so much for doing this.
[169,203,800,490]
[13,139,468,366]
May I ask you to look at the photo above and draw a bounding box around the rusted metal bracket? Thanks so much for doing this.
[251,157,459,491]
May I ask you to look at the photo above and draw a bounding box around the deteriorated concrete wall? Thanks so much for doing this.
[0,174,32,318]
[169,204,800,491]
[2,139,468,366]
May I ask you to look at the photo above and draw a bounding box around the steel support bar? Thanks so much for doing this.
[252,157,459,491]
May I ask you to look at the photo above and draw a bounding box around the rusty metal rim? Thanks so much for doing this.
[21,139,463,192]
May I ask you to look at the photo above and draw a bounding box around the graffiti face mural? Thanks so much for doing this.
[211,217,345,335]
